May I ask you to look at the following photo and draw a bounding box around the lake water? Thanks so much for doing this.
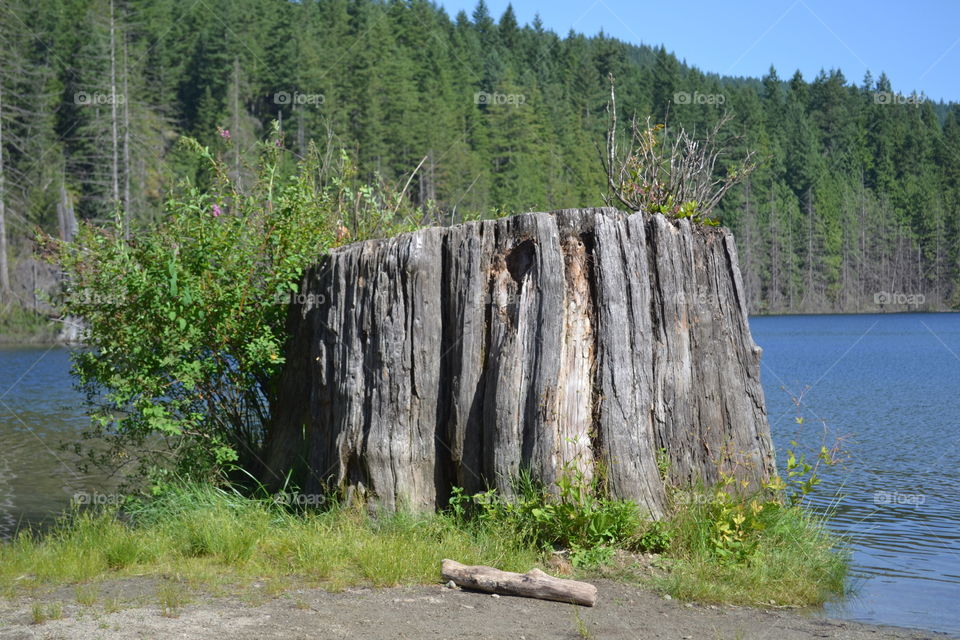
[751,312,960,636]
[0,346,113,536]
[1,313,959,635]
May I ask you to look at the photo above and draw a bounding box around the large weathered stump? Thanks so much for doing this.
[265,208,775,516]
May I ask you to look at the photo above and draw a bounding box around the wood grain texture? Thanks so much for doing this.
[440,559,598,607]
[266,208,775,515]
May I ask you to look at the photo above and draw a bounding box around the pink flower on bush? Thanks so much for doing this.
[219,128,231,141]
[212,204,222,217]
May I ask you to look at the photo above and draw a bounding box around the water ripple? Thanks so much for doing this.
[753,312,960,635]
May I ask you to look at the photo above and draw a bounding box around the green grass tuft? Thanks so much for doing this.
[651,491,848,606]
[0,482,539,596]
[30,601,63,624]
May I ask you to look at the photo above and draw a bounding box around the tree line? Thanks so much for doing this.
[1,0,958,315]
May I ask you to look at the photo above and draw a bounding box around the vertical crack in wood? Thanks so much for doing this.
[555,229,596,486]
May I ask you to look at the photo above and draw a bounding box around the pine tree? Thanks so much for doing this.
[2,0,960,315]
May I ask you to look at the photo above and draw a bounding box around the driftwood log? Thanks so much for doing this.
[441,559,598,607]
[264,208,775,515]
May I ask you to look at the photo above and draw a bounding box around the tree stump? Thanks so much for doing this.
[264,208,775,516]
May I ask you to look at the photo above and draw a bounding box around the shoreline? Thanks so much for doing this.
[2,309,959,346]
[748,309,959,319]
[0,578,951,639]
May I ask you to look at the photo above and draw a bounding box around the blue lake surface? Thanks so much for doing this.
[1,313,959,635]
[0,346,105,538]
[751,312,960,636]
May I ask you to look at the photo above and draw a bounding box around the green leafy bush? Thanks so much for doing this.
[43,125,427,488]
[633,520,672,554]
[569,544,615,569]
[449,466,643,565]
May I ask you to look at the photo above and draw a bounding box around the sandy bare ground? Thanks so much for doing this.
[0,578,953,640]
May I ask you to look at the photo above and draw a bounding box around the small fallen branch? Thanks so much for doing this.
[441,559,598,607]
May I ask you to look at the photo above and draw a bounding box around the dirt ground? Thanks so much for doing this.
[0,578,952,640]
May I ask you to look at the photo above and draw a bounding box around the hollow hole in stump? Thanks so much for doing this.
[505,239,536,284]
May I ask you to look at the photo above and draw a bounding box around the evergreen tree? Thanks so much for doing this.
[1,0,958,316]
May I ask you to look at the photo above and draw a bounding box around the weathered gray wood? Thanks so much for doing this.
[265,208,775,515]
[440,559,598,607]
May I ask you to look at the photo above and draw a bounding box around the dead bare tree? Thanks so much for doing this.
[0,83,9,297]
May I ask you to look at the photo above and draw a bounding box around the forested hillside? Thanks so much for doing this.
[1,0,958,315]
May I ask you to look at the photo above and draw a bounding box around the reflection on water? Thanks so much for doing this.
[752,312,960,636]
[0,345,112,537]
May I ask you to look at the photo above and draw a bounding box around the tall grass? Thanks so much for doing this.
[653,494,848,606]
[451,474,849,607]
[0,481,847,608]
[0,483,538,595]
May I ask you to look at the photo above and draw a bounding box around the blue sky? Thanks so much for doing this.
[438,0,959,102]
